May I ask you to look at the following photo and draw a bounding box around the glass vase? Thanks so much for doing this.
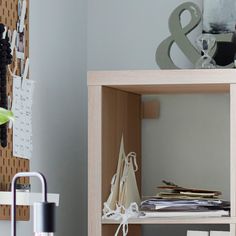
[195,34,217,69]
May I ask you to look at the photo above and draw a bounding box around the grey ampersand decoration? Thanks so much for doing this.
[156,2,202,69]
[156,2,234,69]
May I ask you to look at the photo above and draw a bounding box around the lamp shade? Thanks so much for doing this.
[34,202,56,234]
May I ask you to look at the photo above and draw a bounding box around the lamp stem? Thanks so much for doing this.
[11,172,48,236]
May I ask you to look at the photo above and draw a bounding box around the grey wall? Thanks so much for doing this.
[88,0,202,70]
[30,0,87,235]
[0,0,87,235]
[88,0,230,235]
[142,94,230,200]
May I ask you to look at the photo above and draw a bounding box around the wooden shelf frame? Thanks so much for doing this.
[88,69,236,94]
[88,69,236,236]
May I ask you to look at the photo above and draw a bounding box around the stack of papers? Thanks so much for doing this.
[139,210,229,218]
[157,180,221,199]
[140,181,230,218]
[140,198,229,212]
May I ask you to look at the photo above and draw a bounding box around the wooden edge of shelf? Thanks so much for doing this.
[87,69,236,86]
[87,69,236,95]
[0,192,60,206]
[102,217,236,225]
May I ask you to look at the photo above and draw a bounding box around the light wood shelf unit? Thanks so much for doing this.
[88,69,236,236]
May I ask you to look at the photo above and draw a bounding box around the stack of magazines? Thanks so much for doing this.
[140,181,230,218]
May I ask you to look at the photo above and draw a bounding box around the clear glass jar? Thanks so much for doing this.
[195,34,217,69]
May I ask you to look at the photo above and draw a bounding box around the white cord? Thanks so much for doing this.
[103,151,140,235]
[126,152,138,172]
[103,203,139,236]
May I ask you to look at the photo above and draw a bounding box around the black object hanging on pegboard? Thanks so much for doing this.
[0,23,12,148]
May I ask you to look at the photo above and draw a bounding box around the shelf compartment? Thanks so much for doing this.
[88,70,236,236]
[102,217,236,225]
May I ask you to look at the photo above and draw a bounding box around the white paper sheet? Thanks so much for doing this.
[210,231,230,236]
[12,76,34,159]
[187,231,209,236]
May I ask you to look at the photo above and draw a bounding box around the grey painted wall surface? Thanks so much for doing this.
[88,0,230,235]
[142,94,230,200]
[88,0,202,70]
[0,0,87,235]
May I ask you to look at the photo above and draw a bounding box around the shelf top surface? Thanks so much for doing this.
[0,191,60,206]
[87,69,236,94]
[102,216,236,225]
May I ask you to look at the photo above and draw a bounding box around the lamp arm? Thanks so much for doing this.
[11,172,48,236]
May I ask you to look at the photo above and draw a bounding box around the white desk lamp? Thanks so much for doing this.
[11,172,56,236]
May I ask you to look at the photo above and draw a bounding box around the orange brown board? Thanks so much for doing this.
[0,0,29,220]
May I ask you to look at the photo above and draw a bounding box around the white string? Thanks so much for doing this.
[126,152,138,172]
[103,151,140,235]
[102,203,139,236]
[119,152,138,194]
[120,152,138,189]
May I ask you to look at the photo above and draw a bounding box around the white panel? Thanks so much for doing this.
[210,231,230,236]
[187,231,209,236]
[0,192,60,206]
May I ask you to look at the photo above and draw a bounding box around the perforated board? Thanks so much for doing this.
[0,0,30,221]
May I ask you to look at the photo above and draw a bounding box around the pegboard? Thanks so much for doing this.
[0,0,30,221]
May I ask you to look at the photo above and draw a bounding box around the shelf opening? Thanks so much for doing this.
[101,87,230,236]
